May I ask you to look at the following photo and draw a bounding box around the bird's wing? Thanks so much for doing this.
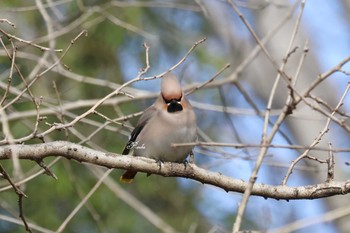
[122,105,157,155]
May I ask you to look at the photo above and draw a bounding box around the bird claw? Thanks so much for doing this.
[183,160,189,169]
[183,151,195,169]
[189,150,195,164]
[147,159,164,177]
[156,159,164,171]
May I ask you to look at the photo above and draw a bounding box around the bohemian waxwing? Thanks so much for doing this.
[120,73,197,183]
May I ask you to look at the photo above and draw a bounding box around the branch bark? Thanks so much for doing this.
[1,141,350,200]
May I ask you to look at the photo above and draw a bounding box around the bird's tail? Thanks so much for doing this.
[120,170,137,183]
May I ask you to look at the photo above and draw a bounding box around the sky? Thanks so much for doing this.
[187,1,350,232]
[117,0,350,232]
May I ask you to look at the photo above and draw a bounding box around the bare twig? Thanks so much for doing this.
[0,164,31,233]
[326,142,335,182]
[270,205,350,233]
[0,30,87,113]
[282,82,350,185]
[35,159,58,180]
[0,28,62,52]
[303,55,350,98]
[0,157,61,192]
[0,107,24,186]
[0,0,71,13]
[2,2,350,233]
[105,12,155,40]
[0,214,54,233]
[172,141,350,153]
[55,169,113,233]
[52,80,69,138]
[0,37,16,105]
[90,167,180,233]
[186,63,230,95]
[33,38,206,139]
[0,18,16,28]
[227,0,307,231]
[339,69,350,75]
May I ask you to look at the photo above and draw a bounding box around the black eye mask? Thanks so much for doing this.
[167,99,183,113]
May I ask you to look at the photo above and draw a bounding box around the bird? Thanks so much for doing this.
[120,73,197,183]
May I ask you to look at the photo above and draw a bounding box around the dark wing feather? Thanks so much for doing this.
[122,125,144,155]
[122,105,156,155]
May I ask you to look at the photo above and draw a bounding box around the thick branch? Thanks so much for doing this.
[1,141,349,200]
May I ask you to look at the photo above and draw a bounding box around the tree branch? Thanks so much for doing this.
[1,141,350,200]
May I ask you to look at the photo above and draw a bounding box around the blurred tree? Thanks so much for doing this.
[1,1,350,233]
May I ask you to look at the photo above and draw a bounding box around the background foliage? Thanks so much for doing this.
[1,1,350,233]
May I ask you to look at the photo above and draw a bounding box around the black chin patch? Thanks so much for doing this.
[167,101,183,113]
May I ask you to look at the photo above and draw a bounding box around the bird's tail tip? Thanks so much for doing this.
[120,170,137,183]
[120,176,134,183]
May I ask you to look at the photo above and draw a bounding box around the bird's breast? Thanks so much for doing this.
[134,109,196,162]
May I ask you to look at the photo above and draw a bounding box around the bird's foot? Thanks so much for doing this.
[183,160,189,169]
[156,159,164,171]
[189,150,195,164]
[147,159,164,177]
